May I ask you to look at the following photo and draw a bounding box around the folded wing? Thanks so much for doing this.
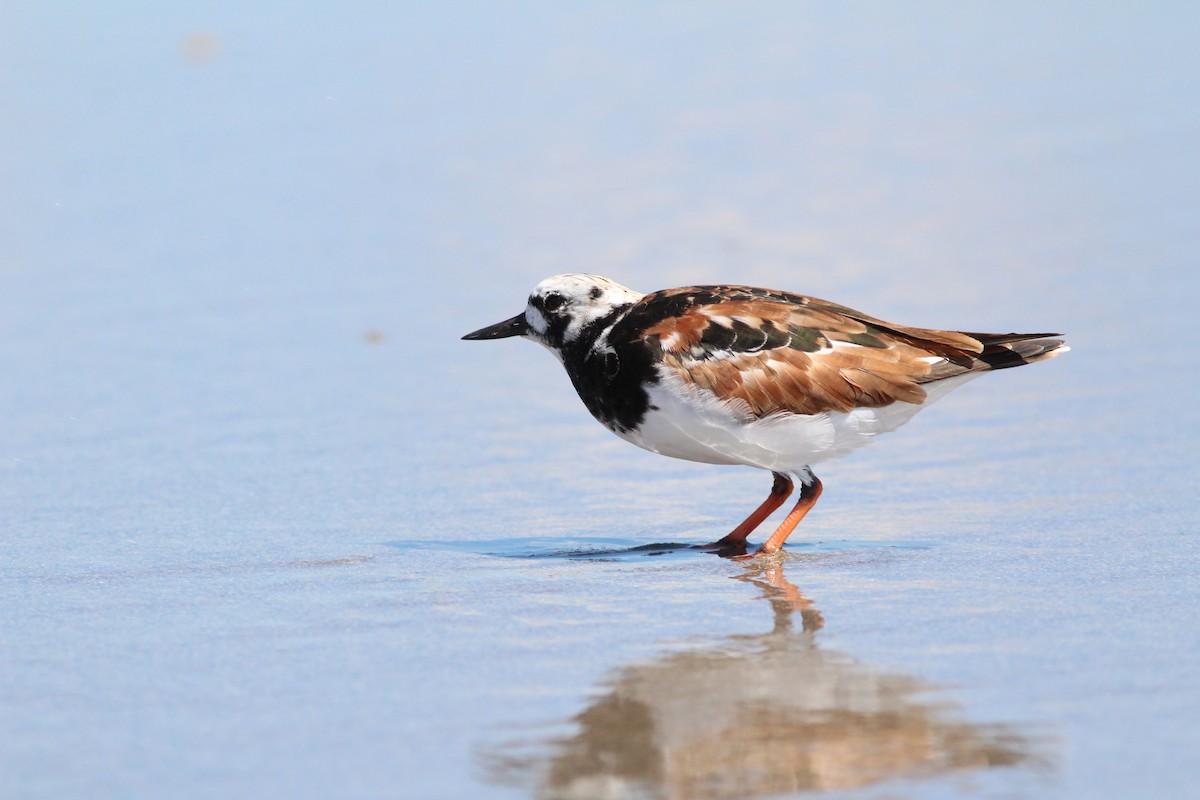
[614,285,1065,418]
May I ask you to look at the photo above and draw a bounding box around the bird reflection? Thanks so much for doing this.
[482,561,1047,798]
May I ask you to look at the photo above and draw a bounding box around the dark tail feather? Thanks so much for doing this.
[964,331,1062,347]
[977,336,1068,371]
[919,334,1068,382]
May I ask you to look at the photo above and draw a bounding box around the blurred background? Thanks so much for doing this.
[3,4,1198,799]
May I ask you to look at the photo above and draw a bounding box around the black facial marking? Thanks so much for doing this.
[590,285,603,300]
[557,303,656,434]
[573,306,629,349]
[545,313,570,347]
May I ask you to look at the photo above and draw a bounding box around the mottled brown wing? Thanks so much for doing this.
[622,286,990,417]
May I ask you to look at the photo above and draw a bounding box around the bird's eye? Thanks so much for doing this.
[543,293,565,312]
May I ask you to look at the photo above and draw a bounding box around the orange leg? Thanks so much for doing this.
[709,472,793,548]
[757,476,823,555]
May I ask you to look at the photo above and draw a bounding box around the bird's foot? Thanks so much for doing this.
[695,538,749,559]
[730,546,784,562]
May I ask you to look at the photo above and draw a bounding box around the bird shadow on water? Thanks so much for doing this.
[393,535,703,561]
[393,535,937,562]
[476,560,1055,798]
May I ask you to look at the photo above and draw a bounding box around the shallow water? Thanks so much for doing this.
[3,5,1199,799]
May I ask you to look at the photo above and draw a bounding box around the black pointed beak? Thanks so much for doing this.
[462,313,530,340]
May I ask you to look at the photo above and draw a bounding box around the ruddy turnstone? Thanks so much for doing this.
[463,274,1067,555]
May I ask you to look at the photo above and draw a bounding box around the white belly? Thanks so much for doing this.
[615,370,977,473]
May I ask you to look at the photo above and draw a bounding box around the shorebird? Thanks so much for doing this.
[464,274,1066,555]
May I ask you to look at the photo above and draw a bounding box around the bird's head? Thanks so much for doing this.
[463,274,642,354]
